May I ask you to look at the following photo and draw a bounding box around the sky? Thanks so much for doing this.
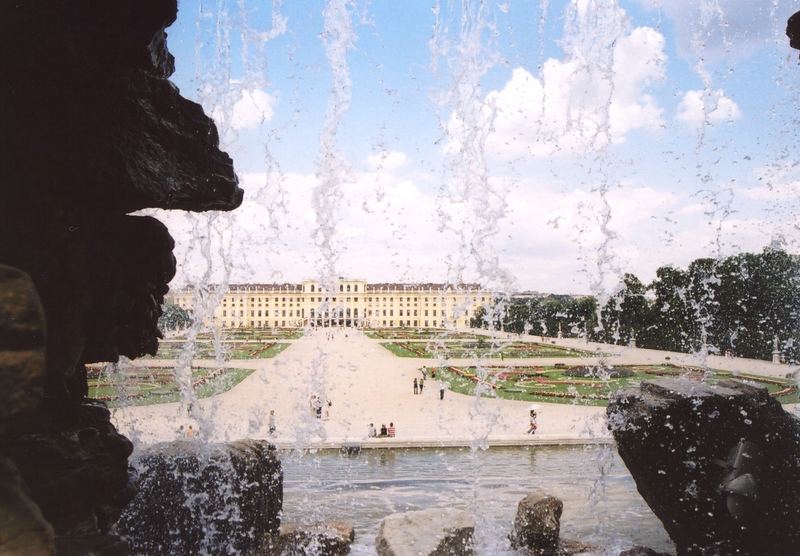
[148,0,800,296]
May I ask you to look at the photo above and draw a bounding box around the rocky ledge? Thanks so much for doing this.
[608,378,800,555]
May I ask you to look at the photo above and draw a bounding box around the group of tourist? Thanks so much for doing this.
[367,422,396,438]
[418,367,447,400]
[310,394,332,419]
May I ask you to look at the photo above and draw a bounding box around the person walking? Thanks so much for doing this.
[439,381,445,400]
[268,410,276,435]
[388,422,396,437]
[413,377,419,395]
[419,377,424,394]
[527,409,538,435]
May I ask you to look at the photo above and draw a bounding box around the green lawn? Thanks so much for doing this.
[379,340,591,359]
[434,364,800,406]
[365,328,486,340]
[175,328,304,341]
[146,341,291,360]
[88,366,254,407]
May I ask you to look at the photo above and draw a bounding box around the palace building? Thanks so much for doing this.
[168,279,491,329]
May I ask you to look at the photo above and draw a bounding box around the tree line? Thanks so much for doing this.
[472,248,800,363]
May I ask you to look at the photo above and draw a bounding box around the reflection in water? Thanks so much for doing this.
[280,445,673,555]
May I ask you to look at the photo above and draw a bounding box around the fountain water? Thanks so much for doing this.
[102,0,800,554]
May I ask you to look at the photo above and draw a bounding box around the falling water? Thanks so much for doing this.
[103,0,800,553]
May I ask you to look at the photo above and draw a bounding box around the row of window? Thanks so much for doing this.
[218,319,451,328]
[217,295,488,304]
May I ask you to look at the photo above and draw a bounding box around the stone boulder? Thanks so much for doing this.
[116,439,282,555]
[0,266,45,431]
[270,521,355,555]
[509,494,562,554]
[375,508,474,556]
[2,402,135,536]
[608,378,800,555]
[0,456,54,556]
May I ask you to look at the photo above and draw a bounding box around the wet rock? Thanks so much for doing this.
[608,378,800,555]
[0,0,242,552]
[509,494,562,554]
[0,456,55,556]
[1,402,135,536]
[618,546,672,556]
[0,266,45,431]
[375,508,474,556]
[556,538,599,555]
[116,439,282,555]
[271,521,355,555]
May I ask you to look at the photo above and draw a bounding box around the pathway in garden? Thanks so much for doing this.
[113,328,609,448]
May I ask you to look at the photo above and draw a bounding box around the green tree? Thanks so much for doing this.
[159,302,192,331]
[599,274,650,345]
[649,266,693,352]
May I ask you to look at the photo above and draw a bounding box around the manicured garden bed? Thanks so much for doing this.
[380,340,591,358]
[87,365,254,407]
[146,341,290,360]
[179,328,304,341]
[434,364,800,406]
[364,328,486,340]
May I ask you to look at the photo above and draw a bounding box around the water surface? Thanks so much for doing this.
[280,445,673,555]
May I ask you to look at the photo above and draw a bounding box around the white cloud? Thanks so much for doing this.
[211,89,276,131]
[677,89,741,127]
[231,89,275,130]
[479,24,666,158]
[364,151,409,171]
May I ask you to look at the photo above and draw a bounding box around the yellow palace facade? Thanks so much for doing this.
[169,279,491,329]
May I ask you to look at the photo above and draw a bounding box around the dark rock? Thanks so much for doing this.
[116,439,282,555]
[788,11,800,51]
[271,521,355,555]
[608,378,800,555]
[1,0,240,403]
[0,0,244,552]
[0,265,46,351]
[0,456,55,556]
[1,2,242,215]
[376,508,475,556]
[509,494,563,554]
[1,401,134,536]
[618,546,672,556]
[0,266,46,429]
[55,533,131,556]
